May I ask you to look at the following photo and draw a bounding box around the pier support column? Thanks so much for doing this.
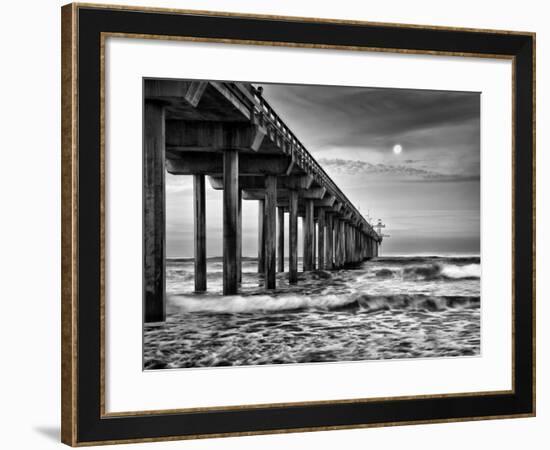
[369,238,373,258]
[264,176,277,289]
[370,236,374,258]
[326,213,334,269]
[144,101,165,323]
[277,206,285,272]
[345,223,349,266]
[289,190,298,284]
[317,209,325,270]
[237,188,242,283]
[313,221,317,270]
[350,225,357,263]
[334,218,340,269]
[368,237,372,258]
[347,224,352,264]
[303,200,314,271]
[223,150,239,295]
[257,199,265,273]
[358,230,361,262]
[352,227,356,262]
[339,220,346,268]
[193,174,207,292]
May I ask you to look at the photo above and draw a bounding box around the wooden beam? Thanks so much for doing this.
[184,81,208,107]
[285,157,295,176]
[331,201,343,213]
[145,79,199,101]
[144,101,165,323]
[314,195,336,207]
[262,195,335,209]
[265,176,277,289]
[210,81,252,120]
[277,206,285,272]
[223,150,239,295]
[318,209,325,270]
[302,187,326,199]
[208,175,313,191]
[166,153,290,176]
[193,174,207,292]
[289,190,298,284]
[166,121,266,152]
[257,199,265,273]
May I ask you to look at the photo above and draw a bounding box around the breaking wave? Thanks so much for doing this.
[355,294,479,312]
[402,263,480,281]
[168,293,356,314]
[168,293,479,315]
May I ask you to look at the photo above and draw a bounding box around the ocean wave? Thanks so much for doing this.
[375,256,480,265]
[168,293,357,314]
[375,268,396,278]
[440,264,480,279]
[167,292,479,315]
[402,263,480,281]
[355,294,480,312]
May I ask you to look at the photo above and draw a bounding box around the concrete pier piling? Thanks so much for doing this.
[326,213,334,270]
[277,206,285,272]
[223,150,239,295]
[144,101,166,323]
[257,199,265,274]
[289,190,299,284]
[193,174,207,292]
[264,175,277,289]
[304,200,314,271]
[317,209,326,270]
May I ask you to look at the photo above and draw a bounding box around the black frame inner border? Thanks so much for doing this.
[75,5,534,444]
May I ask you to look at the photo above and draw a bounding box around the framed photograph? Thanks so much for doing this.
[61,3,535,446]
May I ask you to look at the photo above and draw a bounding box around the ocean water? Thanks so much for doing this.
[144,256,480,370]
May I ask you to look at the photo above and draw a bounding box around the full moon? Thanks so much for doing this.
[393,144,403,155]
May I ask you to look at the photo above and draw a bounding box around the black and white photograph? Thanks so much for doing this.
[143,79,481,370]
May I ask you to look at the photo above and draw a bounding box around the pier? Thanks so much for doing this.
[144,80,382,322]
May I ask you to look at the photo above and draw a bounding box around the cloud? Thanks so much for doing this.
[319,157,478,182]
[260,84,480,179]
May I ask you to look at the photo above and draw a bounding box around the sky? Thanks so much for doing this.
[165,82,480,257]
